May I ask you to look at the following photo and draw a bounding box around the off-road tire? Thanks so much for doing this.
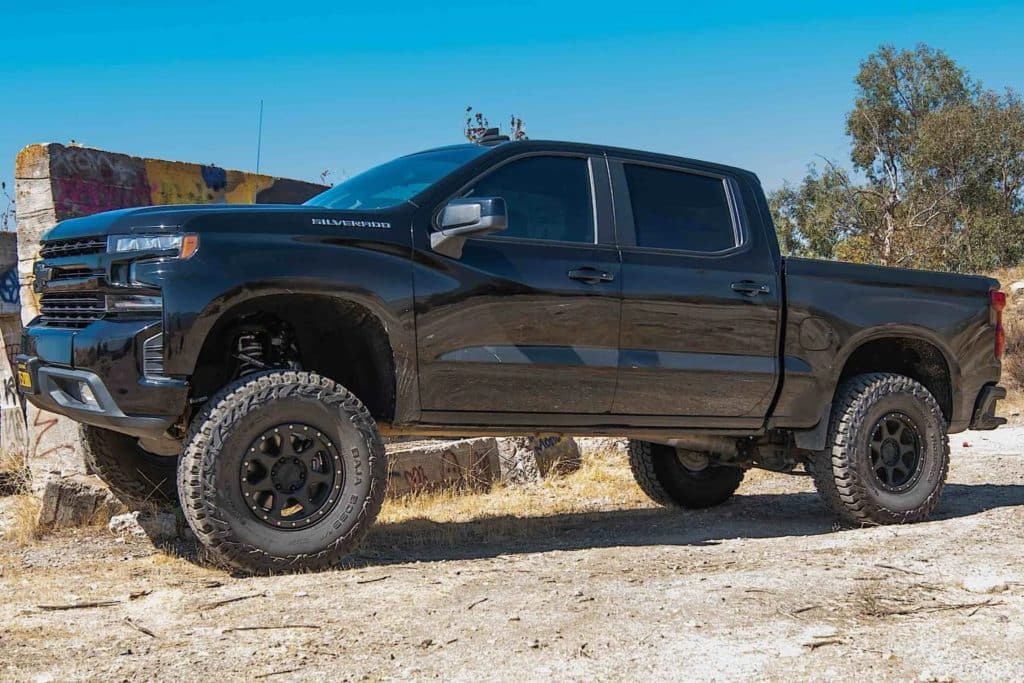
[628,440,745,509]
[178,370,387,574]
[812,372,949,525]
[81,425,178,507]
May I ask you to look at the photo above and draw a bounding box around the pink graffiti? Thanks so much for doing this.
[53,177,150,218]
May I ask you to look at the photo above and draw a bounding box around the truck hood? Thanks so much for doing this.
[42,204,403,242]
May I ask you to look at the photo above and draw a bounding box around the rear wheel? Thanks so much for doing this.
[812,372,949,525]
[178,370,387,573]
[628,439,745,509]
[81,425,178,507]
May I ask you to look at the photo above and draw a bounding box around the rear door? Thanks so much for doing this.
[608,158,781,422]
[413,152,622,415]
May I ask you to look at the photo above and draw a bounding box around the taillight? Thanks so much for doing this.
[991,290,1006,359]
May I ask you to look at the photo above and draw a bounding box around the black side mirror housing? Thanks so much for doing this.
[431,197,508,258]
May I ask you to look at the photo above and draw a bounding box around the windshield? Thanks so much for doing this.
[304,146,488,210]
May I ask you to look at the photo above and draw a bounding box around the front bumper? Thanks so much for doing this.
[17,358,179,438]
[18,317,189,439]
[969,384,1006,431]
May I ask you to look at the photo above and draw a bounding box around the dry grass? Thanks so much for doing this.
[374,440,780,551]
[0,448,30,495]
[6,494,42,546]
[375,440,647,548]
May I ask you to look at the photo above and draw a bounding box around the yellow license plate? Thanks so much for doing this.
[17,364,31,390]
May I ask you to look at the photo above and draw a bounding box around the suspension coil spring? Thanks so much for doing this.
[236,332,266,376]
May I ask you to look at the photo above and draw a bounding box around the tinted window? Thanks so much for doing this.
[305,146,487,210]
[624,164,736,252]
[463,156,594,243]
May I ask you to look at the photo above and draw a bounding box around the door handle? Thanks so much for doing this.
[568,267,615,285]
[731,281,770,296]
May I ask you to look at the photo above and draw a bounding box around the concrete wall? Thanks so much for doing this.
[0,232,27,462]
[9,143,325,487]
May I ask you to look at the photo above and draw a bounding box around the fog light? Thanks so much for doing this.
[79,382,98,407]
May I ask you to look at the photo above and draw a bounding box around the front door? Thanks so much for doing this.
[608,158,781,421]
[413,153,621,415]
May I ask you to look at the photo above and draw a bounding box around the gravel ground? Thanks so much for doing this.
[1,431,1023,682]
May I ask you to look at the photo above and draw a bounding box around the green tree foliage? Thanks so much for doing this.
[773,44,1024,273]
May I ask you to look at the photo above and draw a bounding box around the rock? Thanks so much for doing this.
[533,436,582,477]
[496,436,582,484]
[37,474,124,530]
[108,510,180,541]
[1009,281,1024,296]
[961,574,1009,594]
[495,437,543,484]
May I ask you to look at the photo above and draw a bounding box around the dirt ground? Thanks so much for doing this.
[1,431,1023,682]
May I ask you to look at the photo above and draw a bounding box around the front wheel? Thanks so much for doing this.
[812,372,949,525]
[628,440,745,509]
[178,371,387,573]
[81,425,178,507]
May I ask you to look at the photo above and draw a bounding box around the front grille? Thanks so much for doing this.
[50,267,105,282]
[38,293,106,328]
[40,237,107,259]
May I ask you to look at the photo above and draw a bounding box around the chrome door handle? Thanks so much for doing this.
[731,281,770,296]
[568,267,615,284]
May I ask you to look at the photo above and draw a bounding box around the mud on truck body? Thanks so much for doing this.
[18,132,1006,573]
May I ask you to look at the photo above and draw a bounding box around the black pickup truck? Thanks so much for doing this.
[18,133,1006,572]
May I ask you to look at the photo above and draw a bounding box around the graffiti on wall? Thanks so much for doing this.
[41,144,326,221]
[0,267,18,306]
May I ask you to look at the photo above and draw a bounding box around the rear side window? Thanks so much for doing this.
[463,156,594,243]
[623,164,737,252]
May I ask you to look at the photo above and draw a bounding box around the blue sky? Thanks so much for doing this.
[2,0,1023,213]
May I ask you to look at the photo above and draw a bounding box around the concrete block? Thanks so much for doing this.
[37,474,125,530]
[108,510,184,542]
[387,438,499,497]
[533,436,582,477]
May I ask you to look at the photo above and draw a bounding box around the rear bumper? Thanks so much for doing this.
[969,384,1006,431]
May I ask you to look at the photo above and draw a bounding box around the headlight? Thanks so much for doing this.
[107,233,199,258]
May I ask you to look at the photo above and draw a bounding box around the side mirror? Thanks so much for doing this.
[430,197,507,258]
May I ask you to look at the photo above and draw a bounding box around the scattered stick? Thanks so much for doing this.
[874,563,925,576]
[129,590,152,600]
[804,638,844,650]
[355,576,390,585]
[466,597,488,611]
[201,592,266,611]
[224,625,321,634]
[37,600,120,611]
[124,617,158,638]
[792,605,821,614]
[255,667,304,679]
[874,599,1002,617]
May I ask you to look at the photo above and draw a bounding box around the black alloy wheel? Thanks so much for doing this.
[240,423,344,530]
[867,412,922,492]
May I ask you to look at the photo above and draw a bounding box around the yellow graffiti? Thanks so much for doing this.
[142,159,276,206]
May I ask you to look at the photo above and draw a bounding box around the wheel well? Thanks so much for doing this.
[838,337,953,421]
[191,294,396,421]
